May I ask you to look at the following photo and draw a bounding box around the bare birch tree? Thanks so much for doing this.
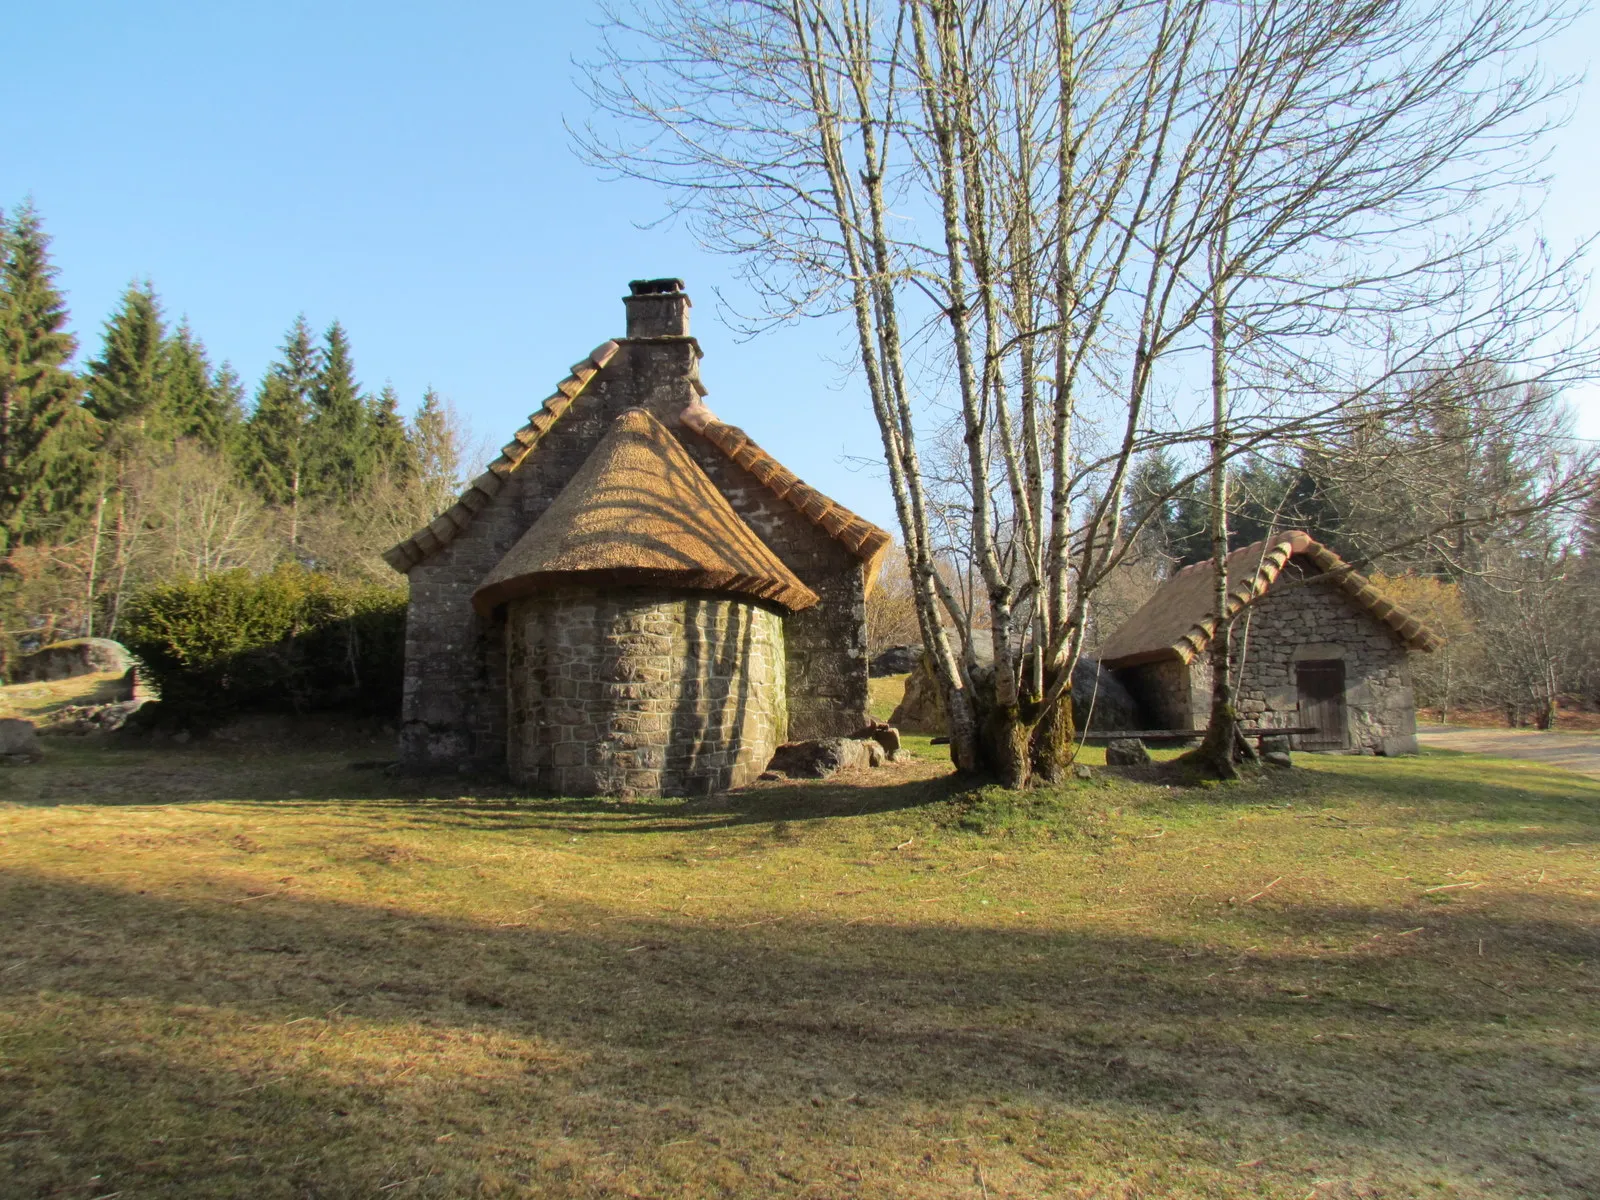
[576,0,1590,784]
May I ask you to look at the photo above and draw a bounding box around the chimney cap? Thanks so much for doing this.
[629,278,686,296]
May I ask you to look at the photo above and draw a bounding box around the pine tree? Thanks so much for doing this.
[84,282,170,429]
[210,361,246,449]
[1123,450,1182,566]
[241,316,320,546]
[370,383,411,476]
[409,387,464,517]
[306,320,375,503]
[162,320,237,450]
[1122,449,1212,569]
[0,202,88,550]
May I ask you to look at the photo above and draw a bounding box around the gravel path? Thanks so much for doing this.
[1415,725,1600,780]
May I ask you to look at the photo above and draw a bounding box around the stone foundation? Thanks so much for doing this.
[504,585,786,796]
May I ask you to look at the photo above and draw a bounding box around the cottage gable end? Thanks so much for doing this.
[1100,531,1442,669]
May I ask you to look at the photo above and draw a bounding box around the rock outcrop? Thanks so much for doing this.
[13,638,133,683]
[869,645,922,677]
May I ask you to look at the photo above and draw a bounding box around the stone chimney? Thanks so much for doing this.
[620,278,703,422]
[623,278,691,339]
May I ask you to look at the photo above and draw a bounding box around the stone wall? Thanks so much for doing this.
[1232,558,1418,754]
[1121,657,1211,730]
[675,433,869,739]
[505,585,786,797]
[398,351,645,771]
[398,305,869,772]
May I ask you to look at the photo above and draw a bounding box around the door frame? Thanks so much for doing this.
[1295,657,1347,750]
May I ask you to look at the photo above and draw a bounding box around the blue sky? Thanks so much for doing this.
[4,1,1597,535]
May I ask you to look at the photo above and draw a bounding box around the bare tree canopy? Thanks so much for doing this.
[576,0,1595,783]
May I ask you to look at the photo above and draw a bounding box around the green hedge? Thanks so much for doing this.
[121,566,406,726]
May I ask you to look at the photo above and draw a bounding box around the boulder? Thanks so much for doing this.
[852,721,902,761]
[0,718,43,763]
[869,645,923,677]
[13,638,133,683]
[1071,657,1141,733]
[767,737,884,779]
[1259,734,1292,764]
[888,655,945,734]
[1378,734,1419,757]
[1105,737,1151,767]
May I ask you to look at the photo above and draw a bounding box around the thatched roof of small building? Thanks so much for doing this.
[1098,530,1442,669]
[472,408,819,616]
[383,352,893,582]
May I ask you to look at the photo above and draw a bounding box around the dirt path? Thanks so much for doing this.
[1416,725,1600,780]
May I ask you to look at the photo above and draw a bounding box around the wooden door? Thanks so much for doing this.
[1295,660,1346,750]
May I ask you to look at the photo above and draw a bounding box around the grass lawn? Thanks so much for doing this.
[868,673,910,723]
[1,717,1597,1198]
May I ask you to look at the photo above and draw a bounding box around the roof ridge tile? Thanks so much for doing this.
[679,404,893,583]
[1097,530,1442,667]
[384,340,620,573]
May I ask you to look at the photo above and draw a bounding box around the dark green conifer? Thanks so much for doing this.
[370,383,411,477]
[211,362,247,445]
[162,320,236,450]
[242,316,320,544]
[0,202,88,549]
[307,320,375,502]
[84,282,169,429]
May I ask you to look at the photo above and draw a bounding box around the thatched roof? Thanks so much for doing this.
[384,341,620,573]
[472,408,819,616]
[382,348,894,582]
[1098,530,1442,669]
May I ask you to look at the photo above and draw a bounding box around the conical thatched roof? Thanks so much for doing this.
[1098,530,1441,669]
[473,408,819,616]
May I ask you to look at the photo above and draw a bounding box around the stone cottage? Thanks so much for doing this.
[1097,531,1440,754]
[384,279,890,795]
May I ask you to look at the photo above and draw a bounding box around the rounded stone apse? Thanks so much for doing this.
[505,585,787,797]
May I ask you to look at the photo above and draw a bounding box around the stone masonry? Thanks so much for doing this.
[1118,559,1417,753]
[1231,559,1418,754]
[506,585,786,796]
[391,281,880,781]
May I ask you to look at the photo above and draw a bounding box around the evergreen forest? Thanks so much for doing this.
[0,202,469,668]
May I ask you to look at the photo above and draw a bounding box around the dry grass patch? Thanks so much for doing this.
[1,738,1597,1198]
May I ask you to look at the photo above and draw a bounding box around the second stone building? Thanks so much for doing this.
[1098,530,1441,754]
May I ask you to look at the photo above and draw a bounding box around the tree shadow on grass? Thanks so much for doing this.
[1,870,1597,1198]
[4,739,973,833]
